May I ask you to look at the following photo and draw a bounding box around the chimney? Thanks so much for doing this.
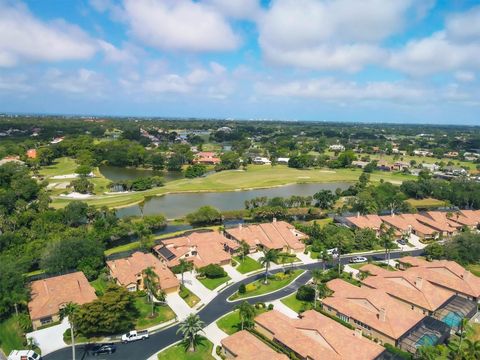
[354,328,363,338]
[238,223,242,230]
[357,212,360,218]
[273,217,277,223]
[415,277,423,289]
[379,308,387,322]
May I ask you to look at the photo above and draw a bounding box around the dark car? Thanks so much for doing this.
[90,343,116,356]
[397,239,407,245]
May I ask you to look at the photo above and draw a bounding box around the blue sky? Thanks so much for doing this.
[0,0,479,124]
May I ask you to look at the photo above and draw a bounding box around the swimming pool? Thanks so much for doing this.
[442,311,463,328]
[415,333,439,347]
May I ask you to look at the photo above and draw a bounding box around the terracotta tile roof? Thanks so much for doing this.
[221,330,288,360]
[323,279,425,340]
[107,252,179,291]
[28,272,97,321]
[398,258,480,299]
[226,221,307,252]
[346,214,383,230]
[451,210,480,227]
[154,231,237,268]
[359,265,454,312]
[255,310,384,360]
[397,256,431,267]
[414,212,459,233]
[380,214,436,235]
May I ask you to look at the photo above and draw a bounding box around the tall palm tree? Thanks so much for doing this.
[311,269,323,308]
[240,240,250,262]
[320,249,332,270]
[177,313,205,352]
[259,249,279,284]
[178,259,189,285]
[235,301,255,330]
[59,302,78,360]
[143,267,159,316]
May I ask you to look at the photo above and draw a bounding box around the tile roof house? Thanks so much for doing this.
[414,212,460,237]
[107,252,179,293]
[396,258,480,302]
[194,151,221,165]
[345,214,383,235]
[28,272,97,330]
[452,210,480,229]
[359,264,455,314]
[322,279,425,346]
[225,220,307,253]
[254,309,385,360]
[221,330,288,360]
[153,231,239,269]
[380,214,438,239]
[26,149,37,159]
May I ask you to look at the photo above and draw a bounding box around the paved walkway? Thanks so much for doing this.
[166,292,192,321]
[344,264,360,278]
[26,318,69,355]
[179,271,216,304]
[268,299,299,319]
[296,251,317,264]
[223,264,245,282]
[203,322,229,360]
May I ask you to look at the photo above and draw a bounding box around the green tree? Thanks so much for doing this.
[239,240,250,261]
[185,164,207,178]
[313,190,337,209]
[218,152,241,170]
[177,313,205,352]
[70,177,94,194]
[186,206,222,226]
[320,249,332,270]
[235,301,255,330]
[59,302,79,360]
[178,259,189,285]
[259,249,279,284]
[143,267,160,317]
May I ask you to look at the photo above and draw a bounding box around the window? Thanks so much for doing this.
[337,312,349,323]
[40,316,53,325]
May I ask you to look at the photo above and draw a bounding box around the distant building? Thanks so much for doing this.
[26,149,37,159]
[329,144,345,152]
[276,157,290,165]
[28,272,97,330]
[50,137,64,144]
[194,151,221,165]
[0,156,24,166]
[421,163,440,172]
[107,252,179,294]
[414,150,433,157]
[351,160,369,169]
[252,156,271,165]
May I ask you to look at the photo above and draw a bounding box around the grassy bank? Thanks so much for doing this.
[50,165,415,209]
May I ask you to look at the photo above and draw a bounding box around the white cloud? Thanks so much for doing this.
[0,2,96,67]
[258,0,414,71]
[454,71,476,83]
[445,6,480,40]
[0,73,33,92]
[97,40,137,63]
[45,68,107,95]
[203,0,262,20]
[123,0,240,52]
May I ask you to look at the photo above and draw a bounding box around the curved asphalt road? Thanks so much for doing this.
[44,249,423,360]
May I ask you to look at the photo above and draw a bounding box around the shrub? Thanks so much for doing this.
[199,264,227,279]
[246,283,257,292]
[296,285,315,302]
[267,303,274,310]
[238,283,246,294]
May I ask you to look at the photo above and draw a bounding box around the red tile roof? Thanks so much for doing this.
[28,272,97,320]
[221,330,288,360]
[346,214,383,230]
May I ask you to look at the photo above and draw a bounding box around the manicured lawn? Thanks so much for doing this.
[308,218,334,227]
[0,316,25,354]
[281,293,313,314]
[406,198,446,209]
[233,256,262,274]
[52,164,415,209]
[40,157,78,177]
[157,338,214,360]
[467,264,480,277]
[134,296,176,329]
[90,276,113,296]
[198,275,231,290]
[179,285,201,308]
[273,254,300,264]
[216,308,267,335]
[229,270,304,300]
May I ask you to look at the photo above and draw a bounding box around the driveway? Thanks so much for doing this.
[165,292,192,321]
[223,264,245,282]
[409,234,427,249]
[26,318,69,355]
[179,271,215,304]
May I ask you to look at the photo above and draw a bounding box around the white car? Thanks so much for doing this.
[8,350,41,360]
[349,256,368,263]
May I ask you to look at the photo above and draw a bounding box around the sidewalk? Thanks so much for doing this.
[223,264,245,282]
[179,271,216,305]
[267,299,299,319]
[166,292,192,321]
[203,322,229,360]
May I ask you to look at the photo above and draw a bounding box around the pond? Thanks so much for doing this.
[115,182,350,219]
[99,165,184,182]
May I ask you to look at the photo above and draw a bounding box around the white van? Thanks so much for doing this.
[8,350,41,360]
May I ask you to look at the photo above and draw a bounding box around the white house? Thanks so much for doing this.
[277,157,290,165]
[253,156,271,165]
[329,144,345,152]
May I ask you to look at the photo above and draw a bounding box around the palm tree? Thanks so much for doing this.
[240,240,250,262]
[177,313,205,352]
[380,224,395,264]
[235,301,255,330]
[59,302,78,360]
[320,249,332,270]
[311,269,323,308]
[143,267,159,316]
[259,249,279,284]
[462,339,480,360]
[178,259,189,285]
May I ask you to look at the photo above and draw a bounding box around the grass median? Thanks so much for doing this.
[157,338,214,360]
[229,269,304,301]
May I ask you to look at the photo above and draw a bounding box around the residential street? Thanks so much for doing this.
[43,248,423,360]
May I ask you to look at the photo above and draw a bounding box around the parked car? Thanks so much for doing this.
[349,256,368,263]
[90,343,116,356]
[8,350,41,360]
[397,239,407,245]
[327,248,339,257]
[121,330,149,343]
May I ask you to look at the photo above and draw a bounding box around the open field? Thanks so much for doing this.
[50,164,416,209]
[157,338,214,360]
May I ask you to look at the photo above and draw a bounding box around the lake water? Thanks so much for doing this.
[99,165,184,182]
[115,182,350,219]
